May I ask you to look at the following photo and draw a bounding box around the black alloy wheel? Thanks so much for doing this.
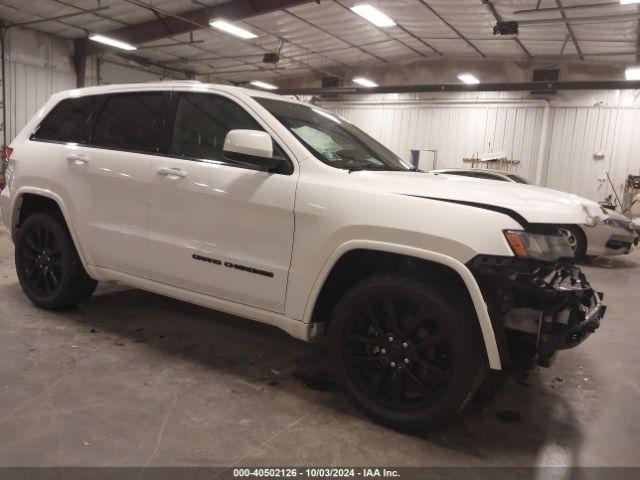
[329,274,485,430]
[344,295,452,411]
[15,212,97,309]
[21,223,64,297]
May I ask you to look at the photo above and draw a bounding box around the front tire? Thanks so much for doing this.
[328,274,485,431]
[15,212,97,310]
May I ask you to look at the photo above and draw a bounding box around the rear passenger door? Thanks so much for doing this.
[146,91,297,314]
[53,91,170,277]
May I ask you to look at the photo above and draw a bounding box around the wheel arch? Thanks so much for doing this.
[10,187,95,278]
[303,241,502,370]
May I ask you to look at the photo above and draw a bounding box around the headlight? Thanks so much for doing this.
[603,217,635,233]
[504,230,574,262]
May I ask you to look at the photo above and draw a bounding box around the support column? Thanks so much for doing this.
[73,38,88,88]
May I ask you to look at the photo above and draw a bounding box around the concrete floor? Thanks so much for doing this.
[1,224,640,469]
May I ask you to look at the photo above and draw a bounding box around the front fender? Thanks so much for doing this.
[302,240,502,370]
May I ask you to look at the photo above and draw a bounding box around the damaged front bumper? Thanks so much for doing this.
[536,270,605,365]
[468,256,606,368]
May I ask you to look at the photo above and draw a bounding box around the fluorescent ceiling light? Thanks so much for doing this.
[625,67,640,80]
[353,76,378,87]
[89,34,136,51]
[350,4,396,27]
[250,80,277,90]
[210,20,257,39]
[457,73,480,84]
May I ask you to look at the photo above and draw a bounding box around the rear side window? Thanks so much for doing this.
[31,96,102,144]
[92,92,168,154]
[170,93,263,162]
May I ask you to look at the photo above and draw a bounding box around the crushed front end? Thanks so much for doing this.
[468,228,606,368]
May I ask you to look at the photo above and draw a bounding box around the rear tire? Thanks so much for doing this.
[15,212,97,310]
[328,274,486,431]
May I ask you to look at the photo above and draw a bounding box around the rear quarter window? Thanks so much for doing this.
[31,96,103,144]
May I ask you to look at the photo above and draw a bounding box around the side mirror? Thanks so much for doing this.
[223,129,273,163]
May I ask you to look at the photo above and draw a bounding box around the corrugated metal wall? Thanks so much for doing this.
[1,27,174,146]
[547,106,640,203]
[1,27,76,146]
[322,95,640,203]
[326,101,545,182]
[2,60,75,143]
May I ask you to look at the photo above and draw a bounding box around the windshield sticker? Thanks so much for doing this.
[322,150,342,161]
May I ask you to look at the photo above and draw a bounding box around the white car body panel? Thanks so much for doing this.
[432,168,637,256]
[0,81,610,372]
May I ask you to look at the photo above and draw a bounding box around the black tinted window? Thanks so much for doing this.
[170,93,264,163]
[92,93,167,153]
[32,96,102,143]
[472,172,506,181]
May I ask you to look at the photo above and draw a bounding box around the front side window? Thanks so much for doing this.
[92,93,168,154]
[254,97,411,172]
[31,96,103,144]
[171,93,262,162]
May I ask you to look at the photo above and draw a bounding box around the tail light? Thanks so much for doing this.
[0,146,13,189]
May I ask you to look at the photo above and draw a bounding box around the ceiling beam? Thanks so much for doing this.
[276,80,640,96]
[555,0,584,61]
[481,0,532,60]
[514,2,620,15]
[517,11,640,26]
[282,9,389,63]
[417,0,486,58]
[93,0,312,47]
[333,0,442,57]
[119,0,342,80]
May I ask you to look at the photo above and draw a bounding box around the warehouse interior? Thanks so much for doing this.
[1,0,640,476]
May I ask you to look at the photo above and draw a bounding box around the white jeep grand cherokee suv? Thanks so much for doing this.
[1,82,606,430]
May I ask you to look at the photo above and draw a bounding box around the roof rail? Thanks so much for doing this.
[158,79,202,83]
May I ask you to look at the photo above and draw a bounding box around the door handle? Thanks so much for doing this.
[157,167,187,179]
[66,154,89,165]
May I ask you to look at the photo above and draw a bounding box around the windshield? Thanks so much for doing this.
[254,97,412,172]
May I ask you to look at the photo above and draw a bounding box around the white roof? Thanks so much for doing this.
[57,80,306,104]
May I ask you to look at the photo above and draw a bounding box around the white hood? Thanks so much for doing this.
[351,171,605,225]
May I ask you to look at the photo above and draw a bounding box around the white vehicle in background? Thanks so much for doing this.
[432,168,638,259]
[2,82,607,430]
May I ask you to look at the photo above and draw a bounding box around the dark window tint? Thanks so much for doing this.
[472,172,507,181]
[506,174,530,184]
[92,93,167,153]
[439,171,476,178]
[32,96,102,143]
[170,93,263,163]
[441,171,505,181]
